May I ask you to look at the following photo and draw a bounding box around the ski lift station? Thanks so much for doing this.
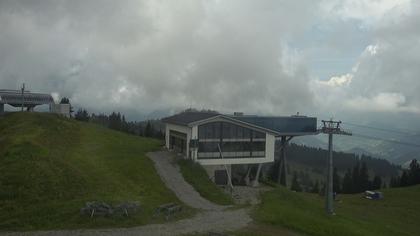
[162,111,318,186]
[0,89,70,117]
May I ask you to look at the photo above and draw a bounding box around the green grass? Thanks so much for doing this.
[177,159,233,205]
[0,112,191,231]
[254,185,420,236]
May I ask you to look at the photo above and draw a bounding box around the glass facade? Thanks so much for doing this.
[169,130,187,154]
[197,121,266,159]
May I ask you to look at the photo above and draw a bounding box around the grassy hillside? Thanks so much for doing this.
[0,112,187,231]
[177,159,233,205]
[253,185,420,236]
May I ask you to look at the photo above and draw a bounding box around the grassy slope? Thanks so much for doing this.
[0,113,188,231]
[254,185,420,236]
[177,159,233,205]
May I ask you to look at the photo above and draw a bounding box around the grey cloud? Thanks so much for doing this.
[0,0,319,117]
[348,2,420,111]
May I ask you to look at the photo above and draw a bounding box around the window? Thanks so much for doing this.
[222,122,236,139]
[252,130,265,139]
[199,122,221,139]
[252,141,265,151]
[197,121,266,159]
[198,142,219,152]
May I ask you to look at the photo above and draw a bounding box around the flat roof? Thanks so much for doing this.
[230,115,317,135]
[162,111,318,136]
[162,111,220,126]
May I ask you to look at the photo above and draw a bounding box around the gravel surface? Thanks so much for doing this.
[148,151,227,211]
[231,186,273,205]
[1,151,252,236]
[1,209,251,236]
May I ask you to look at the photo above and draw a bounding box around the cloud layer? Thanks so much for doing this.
[1,0,419,125]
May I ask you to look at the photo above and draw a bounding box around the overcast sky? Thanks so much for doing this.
[1,0,419,127]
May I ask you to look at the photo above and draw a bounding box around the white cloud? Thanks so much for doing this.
[346,92,420,113]
[321,0,411,26]
[318,73,353,87]
[365,44,379,55]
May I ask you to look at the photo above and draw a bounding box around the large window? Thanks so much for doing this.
[197,121,266,159]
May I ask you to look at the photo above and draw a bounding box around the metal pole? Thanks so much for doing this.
[320,119,351,216]
[21,83,25,112]
[278,136,287,186]
[326,133,334,215]
[252,163,263,187]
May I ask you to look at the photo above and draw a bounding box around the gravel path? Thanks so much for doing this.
[147,151,226,211]
[1,209,251,236]
[1,151,252,236]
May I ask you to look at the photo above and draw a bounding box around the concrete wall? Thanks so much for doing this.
[50,104,71,117]
[265,133,275,163]
[165,123,192,158]
[191,125,198,161]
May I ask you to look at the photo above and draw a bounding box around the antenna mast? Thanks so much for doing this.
[21,83,25,112]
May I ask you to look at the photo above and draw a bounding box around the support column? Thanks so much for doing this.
[278,136,287,187]
[244,165,251,186]
[0,104,4,114]
[252,163,263,187]
[326,133,334,215]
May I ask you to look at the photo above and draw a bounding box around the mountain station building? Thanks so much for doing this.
[0,89,70,117]
[162,111,318,186]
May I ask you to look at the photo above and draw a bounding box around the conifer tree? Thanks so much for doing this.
[291,171,302,192]
[400,171,409,187]
[333,167,341,193]
[312,180,319,193]
[360,162,370,191]
[372,175,382,190]
[352,162,360,192]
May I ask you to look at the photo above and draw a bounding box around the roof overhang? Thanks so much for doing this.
[163,112,318,137]
[188,115,280,135]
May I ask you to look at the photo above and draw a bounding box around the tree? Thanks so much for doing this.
[74,108,89,122]
[60,97,70,104]
[372,175,382,190]
[352,162,360,192]
[311,180,319,193]
[109,112,122,131]
[360,162,370,191]
[342,168,353,193]
[291,171,302,192]
[400,171,409,187]
[144,120,153,137]
[333,167,341,193]
[320,182,326,196]
[390,176,400,188]
[408,159,420,185]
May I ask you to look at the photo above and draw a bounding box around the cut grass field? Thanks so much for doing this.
[177,159,233,205]
[0,112,189,231]
[253,184,420,236]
